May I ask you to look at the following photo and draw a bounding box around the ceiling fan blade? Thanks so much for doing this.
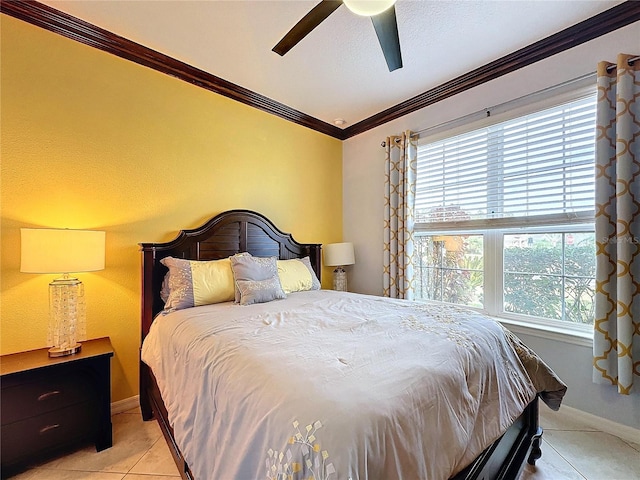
[273,0,343,56]
[371,5,403,71]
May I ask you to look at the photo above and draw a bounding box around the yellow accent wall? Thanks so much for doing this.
[0,16,343,402]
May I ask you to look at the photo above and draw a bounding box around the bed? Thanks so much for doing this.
[139,209,567,480]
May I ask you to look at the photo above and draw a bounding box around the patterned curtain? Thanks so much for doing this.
[383,131,417,299]
[594,54,640,395]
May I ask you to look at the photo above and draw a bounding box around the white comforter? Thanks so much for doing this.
[141,290,566,480]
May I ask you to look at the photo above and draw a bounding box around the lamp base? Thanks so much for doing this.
[48,276,86,358]
[332,266,347,292]
[48,343,82,357]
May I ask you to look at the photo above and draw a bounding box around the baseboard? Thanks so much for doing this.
[111,395,140,415]
[562,405,640,445]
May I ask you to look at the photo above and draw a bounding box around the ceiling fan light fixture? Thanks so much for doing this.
[343,0,396,17]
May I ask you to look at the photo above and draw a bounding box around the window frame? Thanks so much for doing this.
[489,224,594,333]
[414,224,595,335]
[413,81,597,338]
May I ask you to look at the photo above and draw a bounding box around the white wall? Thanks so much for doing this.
[342,22,640,429]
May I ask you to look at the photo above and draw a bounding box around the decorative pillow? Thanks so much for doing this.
[236,276,286,306]
[277,257,321,293]
[160,273,170,303]
[160,257,235,311]
[229,254,283,304]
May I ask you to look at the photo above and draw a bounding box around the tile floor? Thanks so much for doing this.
[520,407,640,480]
[6,406,640,480]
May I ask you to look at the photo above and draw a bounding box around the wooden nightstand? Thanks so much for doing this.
[0,337,114,475]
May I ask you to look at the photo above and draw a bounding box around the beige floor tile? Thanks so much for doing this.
[128,437,181,476]
[622,439,640,454]
[123,476,180,480]
[545,430,640,480]
[122,407,142,415]
[539,407,598,432]
[518,441,585,480]
[36,413,163,474]
[8,470,126,480]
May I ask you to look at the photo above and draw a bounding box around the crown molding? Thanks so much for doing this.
[0,0,345,139]
[2,0,639,141]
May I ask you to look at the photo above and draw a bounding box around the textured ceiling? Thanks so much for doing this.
[39,0,625,128]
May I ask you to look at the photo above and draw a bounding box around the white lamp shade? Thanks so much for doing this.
[343,0,396,16]
[21,228,106,274]
[324,242,355,267]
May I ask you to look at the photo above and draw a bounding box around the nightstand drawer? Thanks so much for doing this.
[1,401,96,466]
[1,369,96,425]
[0,337,113,473]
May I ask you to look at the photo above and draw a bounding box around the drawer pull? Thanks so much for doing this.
[38,390,61,401]
[39,424,61,434]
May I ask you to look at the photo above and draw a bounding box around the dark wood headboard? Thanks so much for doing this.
[139,209,322,341]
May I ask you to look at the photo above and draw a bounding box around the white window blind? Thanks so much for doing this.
[415,94,597,227]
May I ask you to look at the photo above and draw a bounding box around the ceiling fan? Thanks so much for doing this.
[272,0,403,72]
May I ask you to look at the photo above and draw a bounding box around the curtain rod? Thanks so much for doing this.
[606,55,640,73]
[381,60,636,147]
[407,71,595,140]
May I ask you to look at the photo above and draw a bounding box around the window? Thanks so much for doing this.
[414,92,596,331]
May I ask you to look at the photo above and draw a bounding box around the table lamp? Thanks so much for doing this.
[324,242,355,292]
[21,228,106,357]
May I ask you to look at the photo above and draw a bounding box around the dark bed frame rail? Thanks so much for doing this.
[138,209,542,480]
[453,398,542,480]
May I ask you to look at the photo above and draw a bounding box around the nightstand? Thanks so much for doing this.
[0,337,114,475]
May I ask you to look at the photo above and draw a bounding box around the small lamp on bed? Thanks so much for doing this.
[20,228,105,357]
[324,242,355,292]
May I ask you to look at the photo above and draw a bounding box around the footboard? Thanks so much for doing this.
[451,396,543,480]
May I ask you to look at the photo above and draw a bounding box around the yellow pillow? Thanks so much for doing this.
[160,257,235,311]
[277,258,319,294]
[191,258,235,305]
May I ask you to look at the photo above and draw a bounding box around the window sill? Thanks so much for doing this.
[497,317,593,348]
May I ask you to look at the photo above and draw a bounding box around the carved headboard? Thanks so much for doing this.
[139,209,322,340]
